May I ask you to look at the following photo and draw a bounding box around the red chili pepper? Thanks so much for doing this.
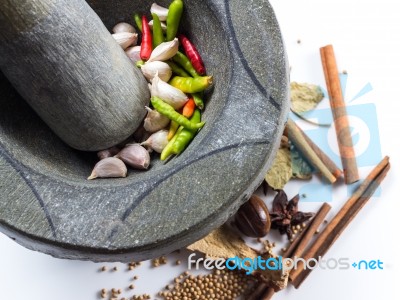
[140,15,152,60]
[178,34,206,76]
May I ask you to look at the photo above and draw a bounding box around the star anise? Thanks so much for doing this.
[269,190,314,239]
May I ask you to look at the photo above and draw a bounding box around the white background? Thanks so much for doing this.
[1,0,399,299]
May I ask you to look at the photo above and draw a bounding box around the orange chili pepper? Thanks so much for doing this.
[182,98,196,118]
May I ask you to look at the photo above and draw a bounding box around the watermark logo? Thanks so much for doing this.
[188,253,383,275]
[351,259,384,270]
[302,103,381,168]
[294,74,382,202]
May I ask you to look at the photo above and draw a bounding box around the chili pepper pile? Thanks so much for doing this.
[134,0,213,162]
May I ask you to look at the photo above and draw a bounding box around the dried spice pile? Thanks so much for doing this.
[96,223,288,299]
[94,44,390,300]
[158,269,255,300]
[187,225,289,290]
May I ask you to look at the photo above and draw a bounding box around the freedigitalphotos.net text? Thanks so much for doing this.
[188,253,383,275]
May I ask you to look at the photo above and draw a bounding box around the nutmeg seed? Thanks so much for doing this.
[234,194,271,237]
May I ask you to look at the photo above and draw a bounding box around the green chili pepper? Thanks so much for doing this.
[161,126,183,161]
[166,61,190,77]
[151,96,205,131]
[151,13,164,48]
[169,76,213,94]
[172,51,200,77]
[171,109,201,155]
[134,13,142,32]
[166,0,184,41]
[192,92,204,110]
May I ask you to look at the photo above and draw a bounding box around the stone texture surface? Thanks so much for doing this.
[0,0,289,262]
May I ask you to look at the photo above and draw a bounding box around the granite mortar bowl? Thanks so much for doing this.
[0,0,289,262]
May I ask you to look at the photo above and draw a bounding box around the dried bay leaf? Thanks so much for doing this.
[187,225,289,290]
[291,146,313,179]
[187,225,258,260]
[290,82,324,114]
[265,147,292,190]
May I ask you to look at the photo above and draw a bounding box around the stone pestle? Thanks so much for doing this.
[0,0,150,151]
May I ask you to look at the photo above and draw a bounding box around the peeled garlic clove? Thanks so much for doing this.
[88,157,127,180]
[148,20,167,32]
[143,106,170,132]
[113,22,136,34]
[125,46,141,63]
[147,38,179,62]
[97,146,121,160]
[151,73,188,109]
[141,130,169,153]
[112,32,138,50]
[141,61,172,82]
[150,3,169,21]
[116,144,150,170]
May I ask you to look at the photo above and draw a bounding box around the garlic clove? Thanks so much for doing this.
[141,130,169,153]
[88,157,127,180]
[151,73,188,109]
[150,3,169,21]
[141,61,172,82]
[148,20,167,32]
[125,46,141,63]
[147,38,179,62]
[115,144,151,170]
[97,146,121,160]
[143,106,170,132]
[113,22,136,34]
[112,32,138,50]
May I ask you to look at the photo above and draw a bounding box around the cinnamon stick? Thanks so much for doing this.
[294,122,342,179]
[286,119,336,183]
[290,156,390,288]
[320,45,359,184]
[286,203,331,259]
[251,204,332,299]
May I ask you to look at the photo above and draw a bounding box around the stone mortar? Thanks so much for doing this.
[0,0,289,262]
